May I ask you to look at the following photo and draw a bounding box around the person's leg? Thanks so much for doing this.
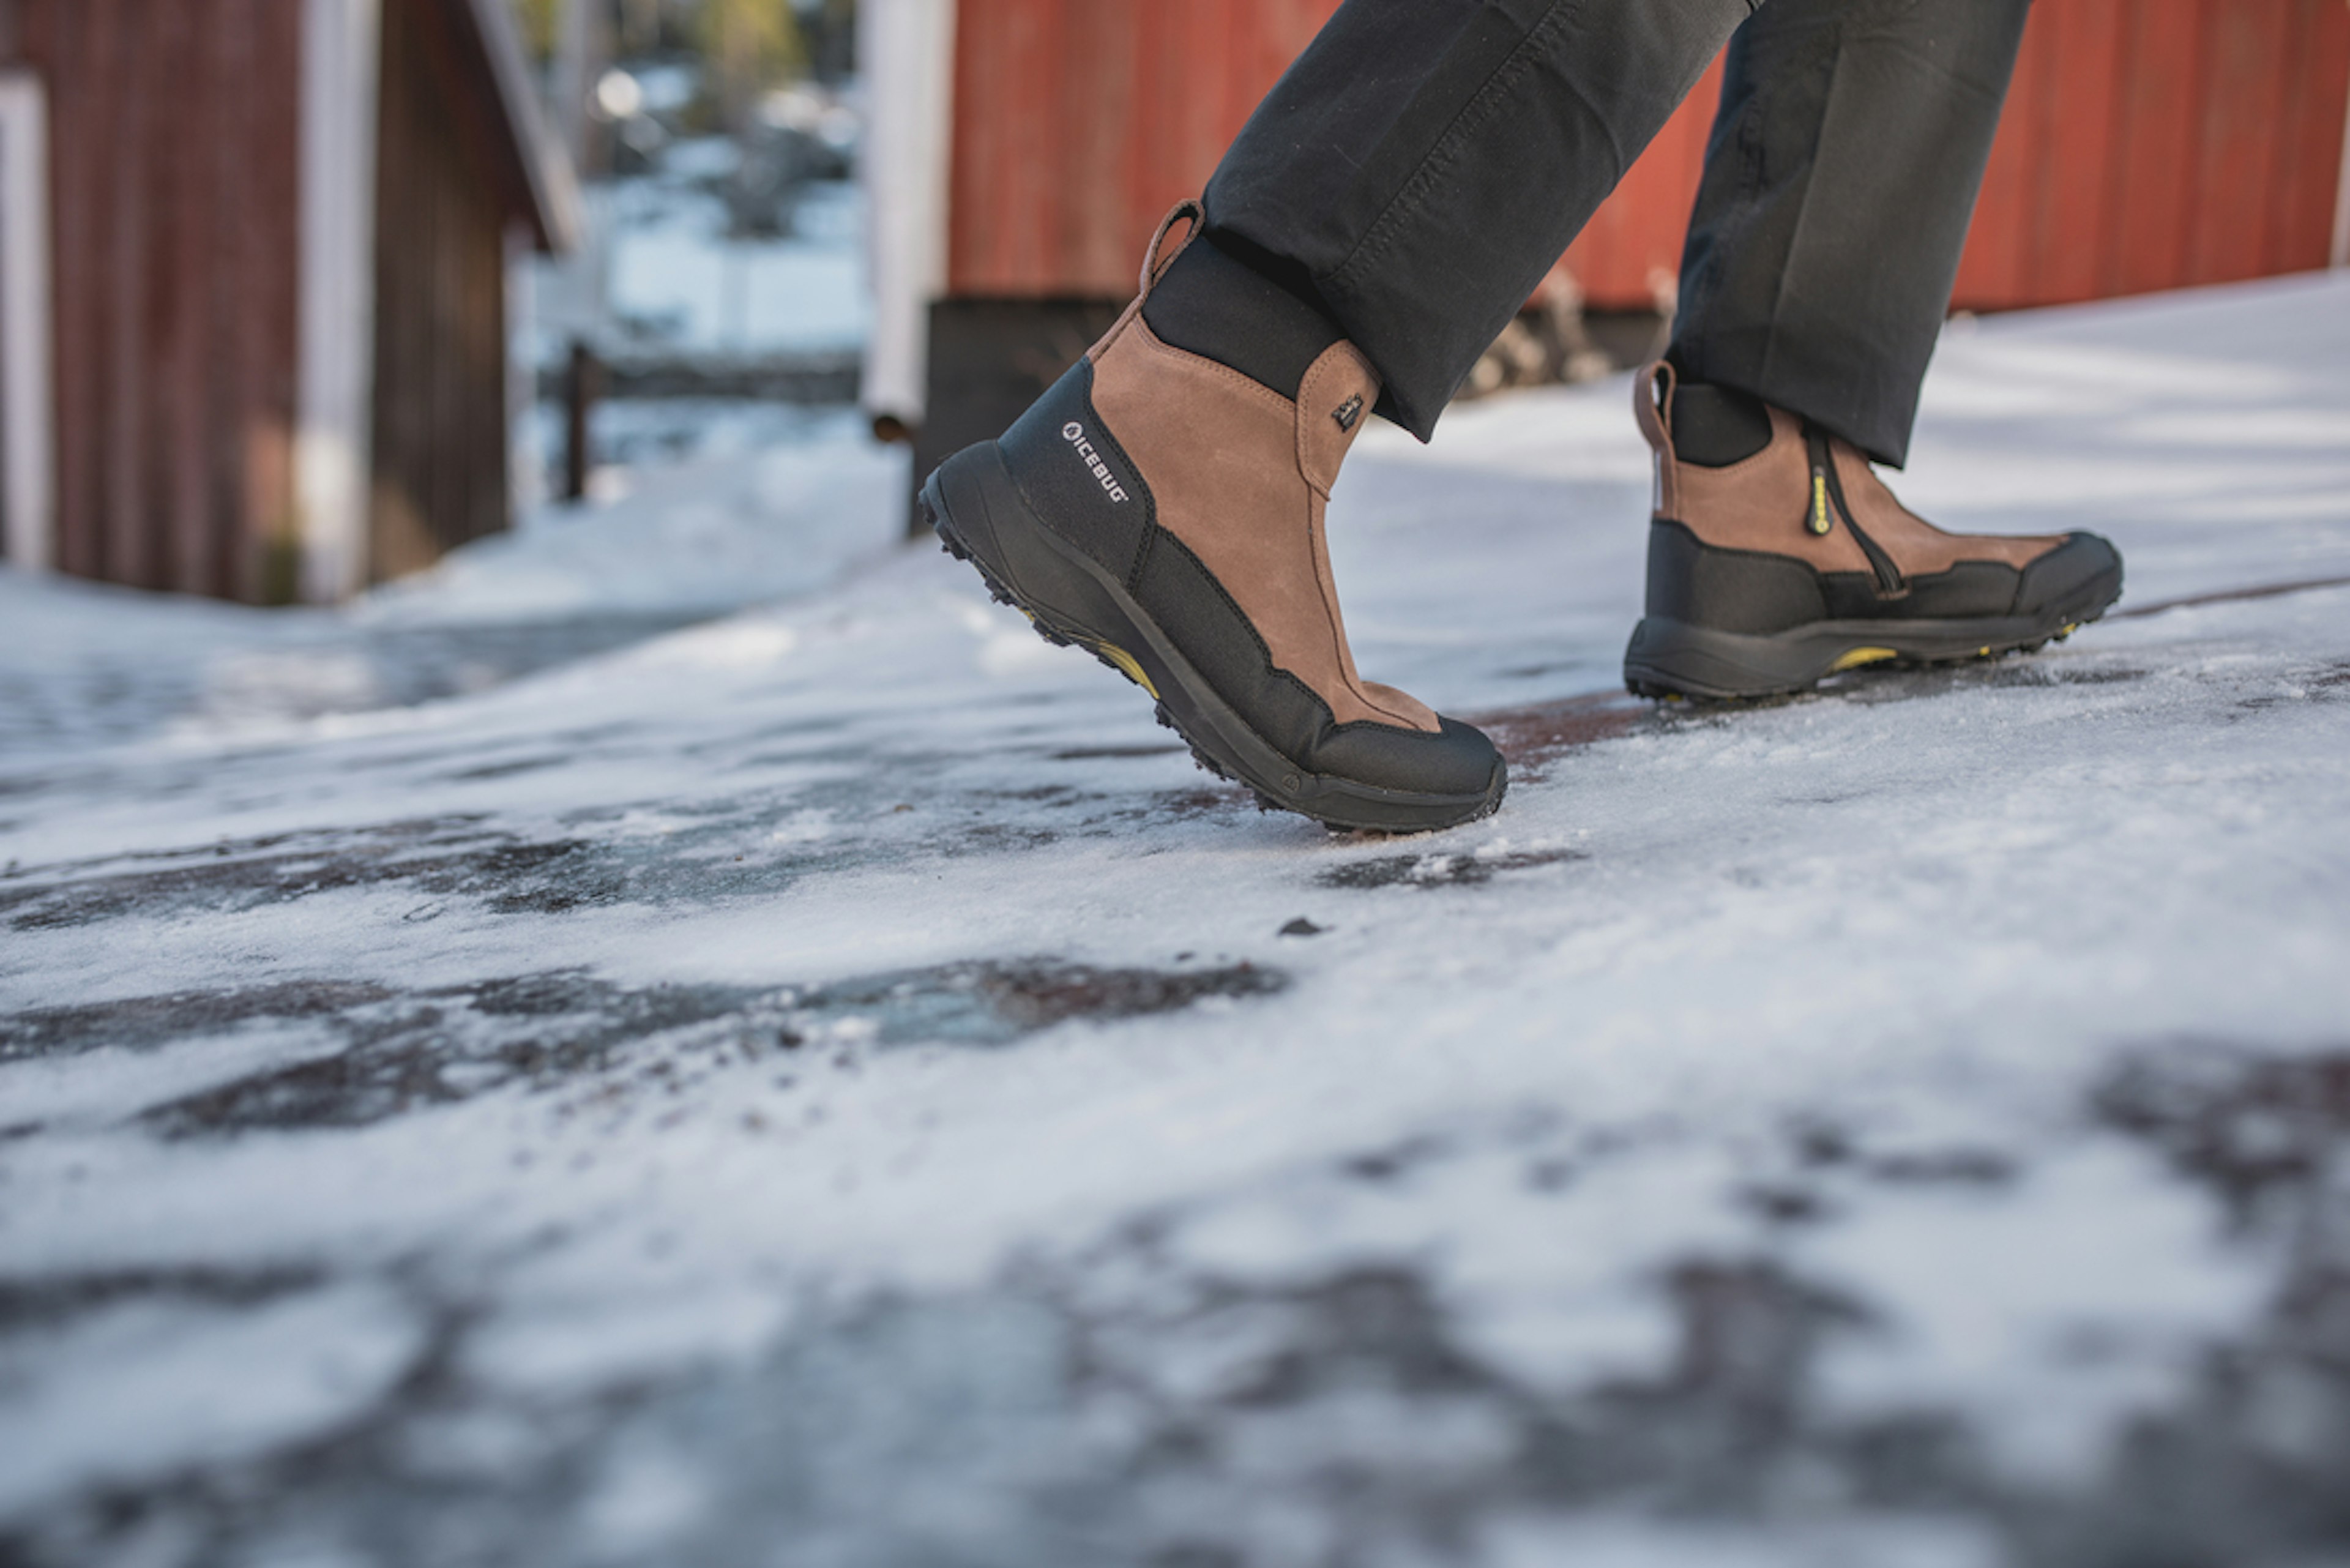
[927,203,1510,832]
[927,0,1759,829]
[1624,0,2125,702]
[1671,0,2031,467]
[1193,0,1758,436]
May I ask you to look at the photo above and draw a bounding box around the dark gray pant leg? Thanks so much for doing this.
[1669,0,2034,466]
[1203,0,1757,440]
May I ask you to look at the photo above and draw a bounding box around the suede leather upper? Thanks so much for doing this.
[1086,286,1440,736]
[1635,360,2075,583]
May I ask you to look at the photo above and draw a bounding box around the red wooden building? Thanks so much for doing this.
[864,0,2350,498]
[0,0,578,605]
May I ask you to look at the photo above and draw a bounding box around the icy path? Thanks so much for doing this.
[3,277,2348,1568]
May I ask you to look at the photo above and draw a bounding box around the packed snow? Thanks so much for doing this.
[605,171,870,356]
[522,127,869,485]
[2,274,2348,1568]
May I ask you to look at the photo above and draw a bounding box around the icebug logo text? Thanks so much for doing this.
[1062,422,1129,504]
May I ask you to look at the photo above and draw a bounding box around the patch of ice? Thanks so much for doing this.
[1478,1513,2004,1568]
[0,1285,422,1519]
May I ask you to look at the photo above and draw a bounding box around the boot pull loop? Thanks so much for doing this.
[1632,360,1680,520]
[1140,200,1204,297]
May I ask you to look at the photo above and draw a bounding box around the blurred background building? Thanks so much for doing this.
[0,0,578,605]
[0,0,2344,602]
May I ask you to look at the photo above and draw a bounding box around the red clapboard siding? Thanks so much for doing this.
[1953,0,2350,308]
[2189,0,2293,284]
[8,0,302,600]
[949,0,2350,314]
[2026,0,2127,306]
[8,0,548,601]
[2273,0,2350,272]
[949,0,1335,297]
[368,0,516,583]
[2111,3,2210,299]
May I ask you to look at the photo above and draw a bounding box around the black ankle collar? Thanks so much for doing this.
[1143,231,1344,401]
[1671,382,1774,467]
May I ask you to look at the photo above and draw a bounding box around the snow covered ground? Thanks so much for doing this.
[523,129,869,486]
[2,275,2348,1568]
[605,167,869,357]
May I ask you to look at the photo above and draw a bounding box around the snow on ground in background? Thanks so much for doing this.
[0,417,903,756]
[362,410,901,626]
[522,395,851,476]
[1,275,2348,1568]
[604,162,868,355]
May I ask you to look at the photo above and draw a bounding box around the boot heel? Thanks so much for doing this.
[927,442,1169,695]
[927,445,1123,636]
[1623,617,1851,701]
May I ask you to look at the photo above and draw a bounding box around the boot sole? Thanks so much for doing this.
[923,443,1507,833]
[1622,570,2126,703]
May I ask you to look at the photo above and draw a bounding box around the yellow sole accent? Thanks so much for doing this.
[1828,646,1900,673]
[1097,643,1160,698]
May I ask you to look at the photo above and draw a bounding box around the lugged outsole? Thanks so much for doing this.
[1622,584,2125,705]
[930,499,1284,811]
[1625,624,2094,703]
[924,454,1505,833]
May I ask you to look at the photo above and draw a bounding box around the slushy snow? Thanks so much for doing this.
[1,274,2347,1568]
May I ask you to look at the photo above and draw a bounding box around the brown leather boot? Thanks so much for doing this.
[1623,362,2124,700]
[923,203,1506,832]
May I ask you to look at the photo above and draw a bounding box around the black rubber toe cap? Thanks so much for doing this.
[1310,715,1504,798]
[2016,531,2124,618]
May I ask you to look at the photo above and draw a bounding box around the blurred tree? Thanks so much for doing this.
[805,0,856,83]
[697,0,808,130]
[617,0,662,54]
[510,0,562,61]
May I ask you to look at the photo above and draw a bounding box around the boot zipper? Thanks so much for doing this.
[1804,423,1906,598]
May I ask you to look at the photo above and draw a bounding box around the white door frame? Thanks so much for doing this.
[858,0,958,431]
[2333,63,2350,271]
[296,0,382,602]
[0,70,53,573]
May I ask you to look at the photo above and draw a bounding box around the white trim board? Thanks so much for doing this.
[2333,48,2350,271]
[296,0,382,603]
[469,0,582,253]
[0,72,53,572]
[859,0,957,428]
[505,218,542,517]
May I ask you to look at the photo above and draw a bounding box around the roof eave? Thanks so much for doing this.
[459,0,584,255]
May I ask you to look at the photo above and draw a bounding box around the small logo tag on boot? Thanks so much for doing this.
[1061,422,1128,504]
[1332,395,1363,432]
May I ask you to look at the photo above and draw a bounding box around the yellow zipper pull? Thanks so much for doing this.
[1809,469,1833,536]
